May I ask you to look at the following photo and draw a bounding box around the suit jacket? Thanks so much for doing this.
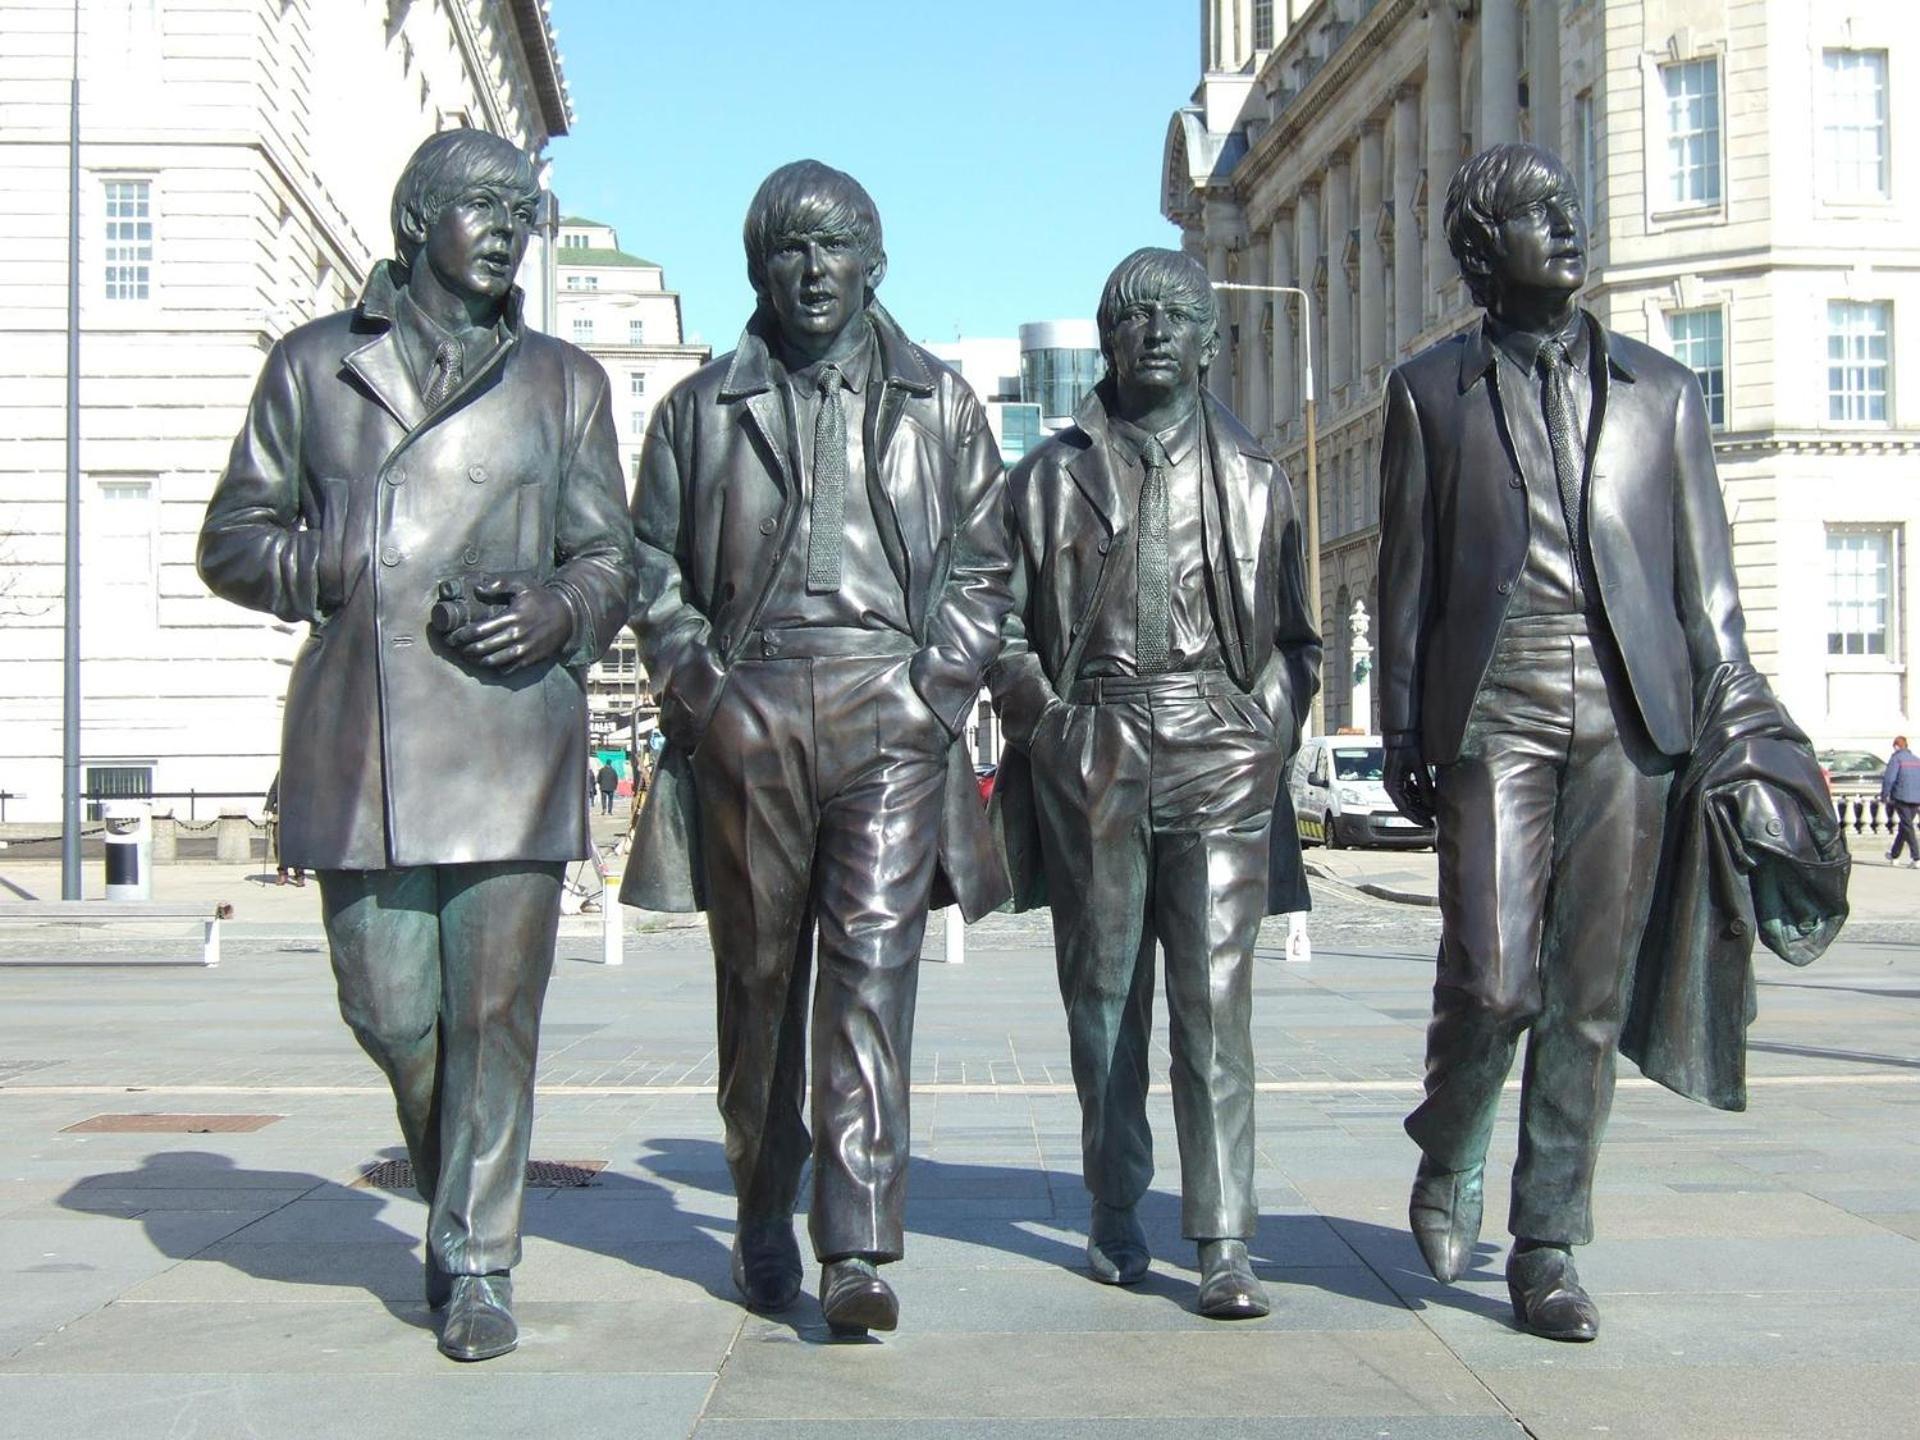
[988,381,1322,913]
[1377,310,1748,763]
[620,304,1013,920]
[197,263,634,870]
[1622,662,1850,1111]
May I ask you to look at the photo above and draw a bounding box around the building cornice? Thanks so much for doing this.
[505,0,572,137]
[1714,431,1920,457]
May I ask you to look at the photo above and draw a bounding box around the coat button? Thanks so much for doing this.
[468,464,488,483]
[1765,817,1783,837]
[759,516,777,535]
[1097,537,1111,554]
[1496,579,1512,594]
[462,546,480,566]
[386,465,407,486]
[1508,474,1523,489]
[381,549,401,567]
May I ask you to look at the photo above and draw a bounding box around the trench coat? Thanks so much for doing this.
[619,304,1012,921]
[1377,311,1748,764]
[198,263,634,869]
[987,381,1322,914]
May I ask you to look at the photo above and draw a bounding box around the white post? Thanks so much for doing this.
[943,904,965,966]
[1286,911,1311,964]
[600,852,624,967]
[203,915,221,968]
[1349,598,1373,733]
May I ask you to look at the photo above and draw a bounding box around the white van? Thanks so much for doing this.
[1288,734,1435,849]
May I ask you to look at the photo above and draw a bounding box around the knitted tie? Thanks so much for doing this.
[423,338,463,410]
[806,364,847,593]
[1537,340,1588,593]
[1136,435,1172,673]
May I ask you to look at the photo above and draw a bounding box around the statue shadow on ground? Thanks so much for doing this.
[55,1142,1512,1341]
[56,1147,435,1332]
[587,1135,1512,1336]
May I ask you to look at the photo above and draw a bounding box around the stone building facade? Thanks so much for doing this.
[552,217,709,759]
[1166,0,1920,749]
[0,0,570,822]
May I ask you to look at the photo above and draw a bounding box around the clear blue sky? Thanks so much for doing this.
[544,0,1194,349]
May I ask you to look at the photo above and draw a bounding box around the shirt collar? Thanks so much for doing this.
[1485,307,1589,376]
[776,315,875,395]
[1110,400,1202,468]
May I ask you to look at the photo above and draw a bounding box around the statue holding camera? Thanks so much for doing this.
[198,129,634,1362]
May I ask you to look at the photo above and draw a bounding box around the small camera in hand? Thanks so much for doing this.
[429,577,512,635]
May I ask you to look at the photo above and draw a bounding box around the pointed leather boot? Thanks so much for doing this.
[1195,1239,1270,1320]
[1506,1244,1600,1342]
[731,1216,803,1313]
[1086,1201,1150,1285]
[438,1273,517,1362]
[1409,1156,1484,1283]
[820,1257,898,1338]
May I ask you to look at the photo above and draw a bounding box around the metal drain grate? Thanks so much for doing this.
[62,1113,284,1134]
[354,1158,607,1190]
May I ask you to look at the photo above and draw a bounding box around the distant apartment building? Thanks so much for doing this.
[552,219,710,759]
[0,0,571,822]
[1167,0,1919,746]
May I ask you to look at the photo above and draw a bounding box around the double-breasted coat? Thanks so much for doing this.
[619,305,1012,920]
[198,264,634,869]
[989,382,1322,913]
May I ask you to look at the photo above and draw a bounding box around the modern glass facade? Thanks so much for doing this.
[998,403,1043,462]
[1018,321,1103,424]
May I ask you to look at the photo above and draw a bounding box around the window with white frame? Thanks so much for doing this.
[1660,58,1721,208]
[1820,49,1890,201]
[572,317,592,343]
[562,233,589,249]
[1574,90,1601,227]
[1665,307,1727,427]
[565,274,598,291]
[628,319,645,345]
[102,179,153,300]
[1252,0,1273,51]
[632,409,647,435]
[630,371,646,397]
[85,477,157,625]
[1828,300,1891,423]
[1827,528,1896,657]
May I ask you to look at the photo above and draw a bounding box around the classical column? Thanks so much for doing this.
[1529,0,1562,152]
[1357,120,1386,380]
[1425,0,1462,318]
[1202,198,1245,412]
[1243,232,1270,436]
[1324,149,1353,393]
[1270,211,1296,430]
[1479,0,1520,145]
[1392,85,1424,354]
[1294,183,1321,407]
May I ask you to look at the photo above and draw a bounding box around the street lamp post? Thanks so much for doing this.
[1212,282,1320,738]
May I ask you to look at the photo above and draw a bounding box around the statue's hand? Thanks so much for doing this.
[1384,739,1436,828]
[451,576,573,673]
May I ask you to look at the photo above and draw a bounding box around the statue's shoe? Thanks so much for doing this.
[1195,1239,1271,1320]
[820,1257,898,1338]
[730,1216,803,1313]
[1506,1245,1600,1342]
[1086,1200,1150,1285]
[1409,1155,1484,1283]
[437,1273,517,1362]
[424,1252,453,1311]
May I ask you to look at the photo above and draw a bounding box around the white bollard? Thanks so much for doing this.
[943,904,965,965]
[1285,911,1312,964]
[600,855,624,967]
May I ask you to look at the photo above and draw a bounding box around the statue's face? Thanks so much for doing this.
[1487,180,1587,299]
[1107,294,1218,410]
[762,230,873,345]
[420,184,532,303]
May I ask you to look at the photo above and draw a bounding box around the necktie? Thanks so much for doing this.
[806,364,848,593]
[1136,435,1172,673]
[1538,340,1588,593]
[423,338,463,410]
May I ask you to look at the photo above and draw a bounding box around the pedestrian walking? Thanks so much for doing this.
[264,772,305,886]
[1881,736,1920,866]
[595,760,619,816]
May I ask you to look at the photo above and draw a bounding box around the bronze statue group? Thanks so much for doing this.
[198,132,1849,1363]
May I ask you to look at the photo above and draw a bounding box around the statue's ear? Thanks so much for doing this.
[865,248,888,294]
[399,204,429,251]
[1200,325,1222,369]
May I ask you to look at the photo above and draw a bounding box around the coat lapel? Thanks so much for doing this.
[1583,312,1638,575]
[343,327,426,434]
[1201,395,1265,677]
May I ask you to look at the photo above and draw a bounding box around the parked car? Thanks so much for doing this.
[975,764,997,803]
[1817,748,1882,790]
[1289,734,1435,849]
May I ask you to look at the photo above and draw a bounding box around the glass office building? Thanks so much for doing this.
[1019,320,1102,424]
